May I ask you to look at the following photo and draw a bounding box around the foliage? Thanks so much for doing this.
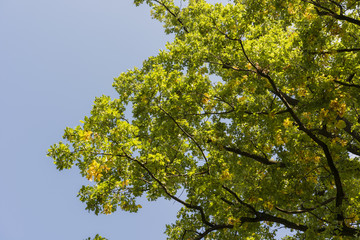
[84,234,108,240]
[48,0,360,239]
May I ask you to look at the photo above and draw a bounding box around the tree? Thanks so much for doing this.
[48,0,360,239]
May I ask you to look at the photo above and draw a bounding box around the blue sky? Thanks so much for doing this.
[0,0,291,239]
[0,0,180,239]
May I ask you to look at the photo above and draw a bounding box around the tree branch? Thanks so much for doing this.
[341,117,360,143]
[334,80,360,89]
[275,197,336,214]
[306,0,360,27]
[312,126,360,156]
[310,48,360,55]
[237,38,346,220]
[123,152,214,228]
[153,0,189,33]
[194,224,234,240]
[158,105,209,166]
[223,146,285,167]
[222,185,258,214]
[347,144,360,156]
[222,186,319,233]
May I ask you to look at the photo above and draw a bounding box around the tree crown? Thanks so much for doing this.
[48,0,360,239]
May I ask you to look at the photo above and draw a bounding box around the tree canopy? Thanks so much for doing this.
[48,0,360,239]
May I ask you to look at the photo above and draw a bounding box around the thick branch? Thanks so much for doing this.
[275,197,336,214]
[310,48,360,55]
[267,73,345,215]
[306,0,360,27]
[125,152,359,238]
[124,152,214,227]
[194,224,233,240]
[322,10,360,27]
[348,144,360,156]
[223,146,285,167]
[222,186,314,234]
[223,186,327,234]
[237,39,345,218]
[334,80,360,89]
[270,90,299,106]
[342,117,360,143]
[313,127,360,156]
[222,185,258,214]
[222,185,314,232]
[257,212,311,232]
[333,73,360,88]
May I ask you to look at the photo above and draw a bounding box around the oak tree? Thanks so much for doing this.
[48,0,360,239]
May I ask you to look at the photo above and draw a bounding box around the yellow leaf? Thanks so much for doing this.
[283,118,293,128]
[302,112,311,120]
[81,130,92,141]
[228,217,241,226]
[297,88,307,97]
[264,201,274,210]
[314,156,321,163]
[202,93,210,104]
[330,99,347,117]
[121,179,129,188]
[103,203,113,215]
[141,95,147,103]
[319,108,329,120]
[86,160,103,182]
[237,96,247,102]
[335,120,346,129]
[220,169,232,181]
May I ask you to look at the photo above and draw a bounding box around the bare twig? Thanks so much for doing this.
[158,105,209,166]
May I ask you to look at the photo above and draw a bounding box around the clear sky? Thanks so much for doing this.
[0,0,181,239]
[0,0,290,239]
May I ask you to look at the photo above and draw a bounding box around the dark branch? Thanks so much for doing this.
[223,146,285,167]
[222,185,258,214]
[309,48,360,55]
[275,197,336,214]
[124,152,214,228]
[348,144,360,156]
[237,39,345,219]
[334,80,360,89]
[184,109,234,116]
[220,197,235,206]
[307,0,360,27]
[194,224,233,240]
[342,117,360,143]
[158,105,209,166]
[312,126,360,156]
[272,90,299,106]
[153,0,189,33]
[244,109,290,115]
